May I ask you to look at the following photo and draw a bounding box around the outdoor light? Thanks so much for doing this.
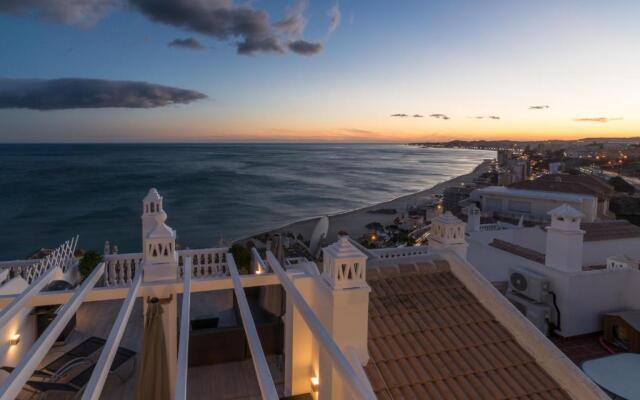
[9,334,20,346]
[310,376,319,392]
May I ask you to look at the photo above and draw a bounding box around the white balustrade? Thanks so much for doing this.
[178,248,228,279]
[370,246,429,260]
[104,247,229,286]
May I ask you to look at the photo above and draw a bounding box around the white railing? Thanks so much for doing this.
[103,253,142,286]
[103,247,229,286]
[479,223,508,232]
[370,246,429,260]
[178,248,228,279]
[0,237,78,284]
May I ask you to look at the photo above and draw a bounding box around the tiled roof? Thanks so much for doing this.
[489,239,546,264]
[582,220,640,242]
[364,260,571,399]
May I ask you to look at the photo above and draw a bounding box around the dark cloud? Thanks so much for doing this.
[391,113,408,117]
[288,40,323,55]
[0,0,323,56]
[430,113,450,120]
[529,105,550,110]
[0,78,206,110]
[488,115,500,120]
[574,117,623,123]
[168,37,205,50]
[413,114,424,118]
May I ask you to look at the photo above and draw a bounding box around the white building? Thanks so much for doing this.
[0,190,610,400]
[471,186,599,223]
[467,204,640,337]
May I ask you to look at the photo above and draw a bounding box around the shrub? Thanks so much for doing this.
[79,250,102,280]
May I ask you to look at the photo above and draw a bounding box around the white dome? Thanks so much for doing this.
[143,188,162,202]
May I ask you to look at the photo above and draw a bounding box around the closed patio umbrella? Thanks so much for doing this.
[136,300,171,400]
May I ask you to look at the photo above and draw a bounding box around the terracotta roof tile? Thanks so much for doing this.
[489,239,546,264]
[365,260,572,399]
[582,220,640,241]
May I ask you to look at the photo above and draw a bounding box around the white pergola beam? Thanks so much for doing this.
[228,255,279,400]
[266,251,376,400]
[0,264,58,328]
[0,273,289,309]
[81,270,143,400]
[0,262,105,400]
[175,256,192,400]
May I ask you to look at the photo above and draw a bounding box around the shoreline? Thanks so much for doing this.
[236,158,492,244]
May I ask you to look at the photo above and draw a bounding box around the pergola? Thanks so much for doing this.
[0,246,376,400]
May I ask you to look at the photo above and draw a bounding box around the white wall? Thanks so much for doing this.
[582,238,640,267]
[466,238,640,337]
[0,278,37,377]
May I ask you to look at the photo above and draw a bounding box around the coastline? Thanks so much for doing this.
[236,158,492,244]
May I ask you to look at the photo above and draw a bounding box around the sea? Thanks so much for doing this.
[0,143,494,260]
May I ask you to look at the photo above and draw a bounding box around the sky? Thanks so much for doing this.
[0,0,639,142]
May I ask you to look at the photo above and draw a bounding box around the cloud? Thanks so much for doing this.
[288,40,323,55]
[529,105,550,110]
[168,37,205,50]
[0,0,116,26]
[574,117,623,123]
[0,78,206,110]
[391,113,408,117]
[430,113,450,120]
[413,114,424,118]
[328,3,341,33]
[275,0,307,38]
[0,0,323,56]
[471,115,500,120]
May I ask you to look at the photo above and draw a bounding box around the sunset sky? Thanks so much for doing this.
[1,0,639,142]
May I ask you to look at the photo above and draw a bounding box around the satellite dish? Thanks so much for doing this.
[309,216,329,256]
[510,272,528,292]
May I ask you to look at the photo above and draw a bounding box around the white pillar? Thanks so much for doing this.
[316,235,371,400]
[140,188,179,397]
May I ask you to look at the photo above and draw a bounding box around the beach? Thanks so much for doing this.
[239,158,492,244]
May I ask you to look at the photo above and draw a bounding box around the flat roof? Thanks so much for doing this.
[475,186,596,202]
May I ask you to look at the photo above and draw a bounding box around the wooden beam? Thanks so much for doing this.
[228,255,279,400]
[81,270,143,400]
[266,252,376,400]
[175,257,192,400]
[0,263,105,400]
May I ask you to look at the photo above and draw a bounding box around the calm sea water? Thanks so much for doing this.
[0,144,493,260]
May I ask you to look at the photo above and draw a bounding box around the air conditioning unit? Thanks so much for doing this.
[506,291,550,334]
[508,267,549,302]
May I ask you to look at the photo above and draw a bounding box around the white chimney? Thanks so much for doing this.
[545,204,584,272]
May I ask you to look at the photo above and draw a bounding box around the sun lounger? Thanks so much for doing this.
[23,345,137,398]
[0,336,106,378]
